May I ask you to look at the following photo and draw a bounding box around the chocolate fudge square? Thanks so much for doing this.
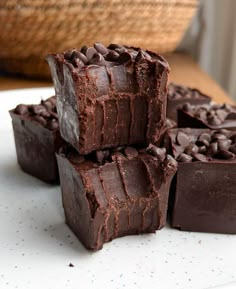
[56,145,177,250]
[167,83,211,121]
[165,128,236,234]
[178,103,236,129]
[10,96,64,183]
[47,43,169,154]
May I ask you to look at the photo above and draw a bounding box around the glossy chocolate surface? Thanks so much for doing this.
[167,83,211,121]
[57,145,177,250]
[165,128,236,234]
[10,96,64,183]
[47,43,169,154]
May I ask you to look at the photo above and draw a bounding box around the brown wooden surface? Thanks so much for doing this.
[0,52,233,104]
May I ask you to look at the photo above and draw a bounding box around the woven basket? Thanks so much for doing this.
[0,0,197,79]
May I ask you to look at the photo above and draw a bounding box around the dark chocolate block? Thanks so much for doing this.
[167,83,211,121]
[47,43,169,154]
[57,145,177,250]
[10,96,65,183]
[178,103,236,129]
[165,128,236,234]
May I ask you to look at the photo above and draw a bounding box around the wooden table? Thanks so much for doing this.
[0,52,233,104]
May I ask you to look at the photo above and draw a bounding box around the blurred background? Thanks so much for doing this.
[0,0,235,100]
[179,0,236,100]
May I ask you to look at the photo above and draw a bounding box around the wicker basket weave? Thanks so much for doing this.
[0,0,197,79]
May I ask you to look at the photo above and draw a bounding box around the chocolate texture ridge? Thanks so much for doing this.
[10,96,65,183]
[164,128,236,234]
[47,43,169,155]
[178,103,236,129]
[167,82,211,121]
[56,144,177,250]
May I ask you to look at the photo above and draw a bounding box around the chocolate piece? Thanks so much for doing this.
[9,96,65,183]
[178,103,236,130]
[167,83,211,121]
[57,145,177,250]
[47,43,169,154]
[165,128,236,234]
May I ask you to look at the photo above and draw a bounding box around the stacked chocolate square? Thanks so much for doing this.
[10,44,236,251]
[45,43,178,250]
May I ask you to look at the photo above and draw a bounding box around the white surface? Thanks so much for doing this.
[0,87,236,289]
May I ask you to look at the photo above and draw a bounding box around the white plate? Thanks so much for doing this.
[0,87,236,289]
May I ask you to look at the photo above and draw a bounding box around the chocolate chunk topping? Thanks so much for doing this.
[176,131,189,147]
[184,143,199,155]
[118,52,132,64]
[89,53,106,66]
[33,115,47,126]
[105,50,120,61]
[86,47,97,61]
[218,139,231,151]
[47,119,59,130]
[177,153,193,163]
[94,42,108,55]
[80,45,88,55]
[192,153,208,162]
[147,144,166,162]
[198,133,211,143]
[182,103,192,112]
[206,142,218,156]
[124,147,138,159]
[229,144,236,154]
[14,104,28,115]
[75,51,88,64]
[217,149,235,159]
[30,105,47,115]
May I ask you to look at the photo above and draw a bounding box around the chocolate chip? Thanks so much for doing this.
[80,45,88,55]
[96,150,110,164]
[222,103,233,112]
[230,133,236,143]
[184,143,199,155]
[229,144,236,154]
[86,47,97,60]
[124,147,138,159]
[212,133,227,141]
[33,115,47,126]
[177,153,193,163]
[218,139,231,151]
[108,44,124,50]
[94,43,108,55]
[182,103,192,112]
[198,133,211,143]
[40,111,51,118]
[206,142,218,156]
[208,115,222,126]
[105,50,120,61]
[89,53,106,66]
[115,47,127,54]
[226,111,236,120]
[147,144,166,162]
[198,145,207,153]
[31,105,47,115]
[43,101,53,111]
[47,119,58,130]
[176,131,190,147]
[215,109,228,121]
[217,149,235,159]
[76,51,88,64]
[73,58,84,68]
[14,104,28,115]
[193,153,208,162]
[64,49,75,60]
[118,52,132,64]
[196,139,209,147]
